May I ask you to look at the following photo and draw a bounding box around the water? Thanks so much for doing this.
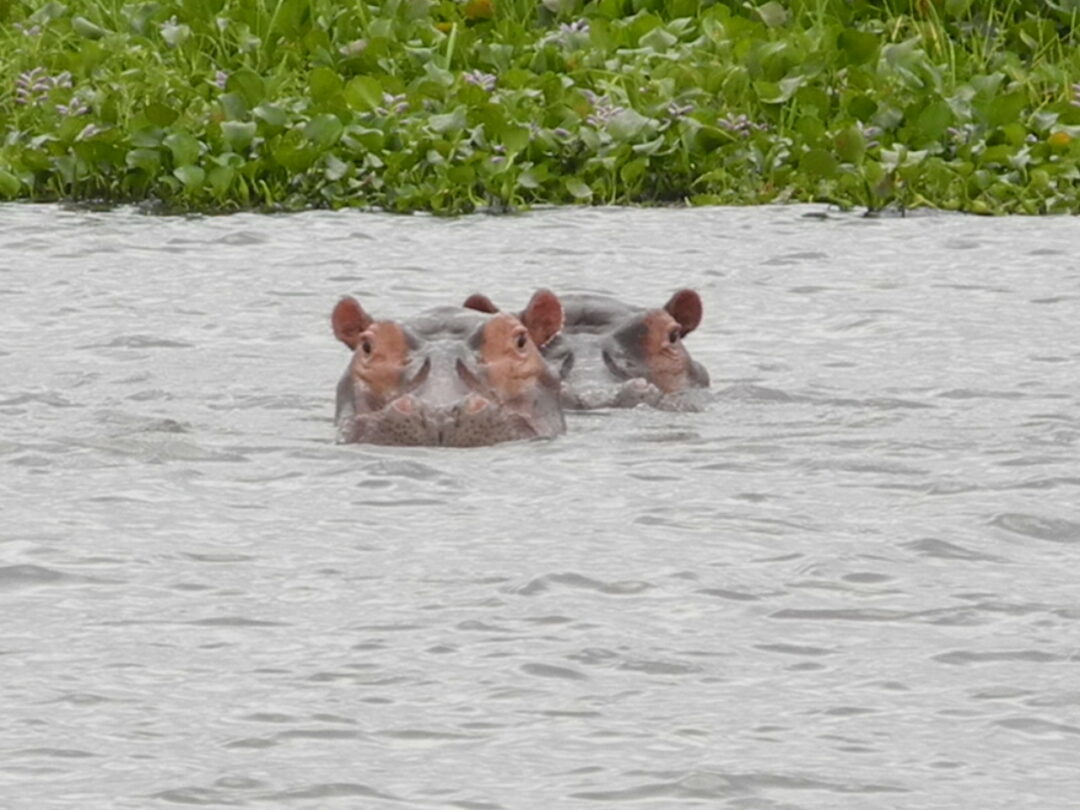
[1,203,1078,809]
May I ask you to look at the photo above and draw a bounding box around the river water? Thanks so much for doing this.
[1,203,1078,809]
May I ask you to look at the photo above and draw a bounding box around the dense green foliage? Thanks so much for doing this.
[3,0,1080,213]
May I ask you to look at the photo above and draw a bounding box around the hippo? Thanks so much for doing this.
[331,290,565,446]
[462,289,709,410]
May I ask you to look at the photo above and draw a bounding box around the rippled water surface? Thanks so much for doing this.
[2,204,1079,809]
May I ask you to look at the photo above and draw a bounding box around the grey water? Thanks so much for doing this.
[1,203,1078,810]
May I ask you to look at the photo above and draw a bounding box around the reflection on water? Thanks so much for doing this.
[1,204,1078,809]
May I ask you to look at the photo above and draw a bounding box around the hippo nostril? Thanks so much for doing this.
[391,395,417,414]
[464,393,491,415]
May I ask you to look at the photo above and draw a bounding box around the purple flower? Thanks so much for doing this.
[15,67,70,106]
[718,113,769,138]
[376,93,408,116]
[666,101,694,119]
[463,70,497,92]
[56,97,91,117]
[583,91,624,128]
[76,123,104,141]
[214,70,228,90]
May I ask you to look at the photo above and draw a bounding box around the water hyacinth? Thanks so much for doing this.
[583,91,625,128]
[463,70,497,93]
[14,68,72,106]
[718,114,769,137]
[376,93,409,117]
[1,1,1080,214]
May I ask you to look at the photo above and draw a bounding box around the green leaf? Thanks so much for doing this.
[226,70,266,108]
[144,102,178,127]
[838,29,879,65]
[500,124,531,154]
[218,92,248,122]
[757,75,804,104]
[847,94,878,121]
[834,126,866,164]
[640,26,677,52]
[620,157,648,184]
[756,1,789,28]
[565,177,593,200]
[126,147,161,174]
[915,100,952,141]
[345,76,384,111]
[173,164,206,189]
[429,107,467,134]
[164,131,201,166]
[221,121,257,150]
[800,148,838,178]
[984,92,1025,127]
[0,170,21,197]
[208,165,234,195]
[254,104,288,130]
[304,114,344,149]
[324,153,349,181]
[72,16,108,39]
[607,109,650,141]
[309,66,343,104]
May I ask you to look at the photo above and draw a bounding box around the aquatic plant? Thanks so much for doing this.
[2,0,1080,214]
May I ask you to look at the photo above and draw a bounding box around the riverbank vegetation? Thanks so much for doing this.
[3,0,1080,214]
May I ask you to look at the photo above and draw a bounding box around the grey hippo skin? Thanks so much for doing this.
[463,289,709,410]
[331,290,566,446]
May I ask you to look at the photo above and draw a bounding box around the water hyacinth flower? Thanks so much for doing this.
[213,71,229,91]
[545,19,590,49]
[947,123,975,144]
[56,96,91,117]
[339,39,367,57]
[160,16,192,48]
[13,22,42,37]
[75,123,104,141]
[376,93,408,116]
[463,70,497,93]
[718,113,769,137]
[666,101,695,120]
[15,68,72,106]
[583,90,625,128]
[1071,83,1080,108]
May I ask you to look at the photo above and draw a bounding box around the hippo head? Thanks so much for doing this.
[596,289,709,395]
[464,289,709,410]
[331,290,565,446]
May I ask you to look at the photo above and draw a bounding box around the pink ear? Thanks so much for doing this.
[331,296,373,350]
[463,293,499,314]
[664,289,702,336]
[520,288,564,348]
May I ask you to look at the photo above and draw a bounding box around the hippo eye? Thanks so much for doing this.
[361,338,373,355]
[668,327,680,345]
[515,332,528,351]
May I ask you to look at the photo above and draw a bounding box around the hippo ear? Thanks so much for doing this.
[520,288,564,348]
[664,289,702,337]
[332,296,373,350]
[463,293,499,314]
